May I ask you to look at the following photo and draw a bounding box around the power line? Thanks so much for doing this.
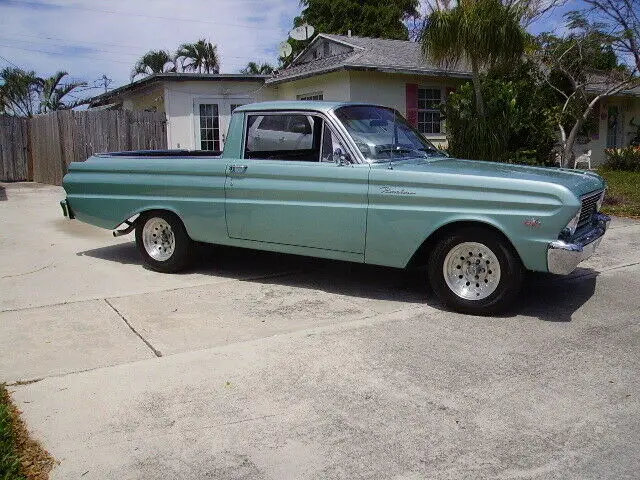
[9,32,148,51]
[0,44,134,65]
[2,1,286,32]
[0,36,278,62]
[0,53,21,68]
[0,37,141,58]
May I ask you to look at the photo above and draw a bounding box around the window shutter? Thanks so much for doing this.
[406,83,418,127]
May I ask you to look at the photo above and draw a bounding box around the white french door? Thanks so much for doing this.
[194,98,248,152]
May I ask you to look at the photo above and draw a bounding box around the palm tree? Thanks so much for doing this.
[0,67,40,116]
[131,50,175,81]
[39,71,87,112]
[240,62,274,75]
[176,39,220,74]
[421,0,527,117]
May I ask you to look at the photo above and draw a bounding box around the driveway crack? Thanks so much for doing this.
[104,299,162,357]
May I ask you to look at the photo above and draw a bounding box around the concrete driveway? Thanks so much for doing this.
[1,182,639,480]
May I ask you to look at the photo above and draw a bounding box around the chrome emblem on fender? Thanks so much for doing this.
[524,218,541,228]
[380,186,416,195]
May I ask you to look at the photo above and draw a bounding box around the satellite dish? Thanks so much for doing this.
[279,41,293,57]
[289,23,315,41]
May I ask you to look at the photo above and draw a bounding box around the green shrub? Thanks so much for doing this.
[443,74,557,166]
[602,146,640,171]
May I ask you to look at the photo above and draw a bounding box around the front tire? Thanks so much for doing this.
[135,211,193,273]
[427,227,523,315]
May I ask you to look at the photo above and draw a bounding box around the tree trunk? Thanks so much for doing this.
[558,123,568,167]
[470,58,485,118]
[561,95,602,168]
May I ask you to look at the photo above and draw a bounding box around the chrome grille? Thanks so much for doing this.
[578,190,603,229]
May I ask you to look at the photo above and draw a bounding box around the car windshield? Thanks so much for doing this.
[334,105,444,162]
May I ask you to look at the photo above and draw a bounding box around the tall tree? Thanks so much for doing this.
[131,50,175,81]
[533,27,638,166]
[240,62,274,74]
[176,39,220,74]
[0,68,39,116]
[573,0,640,72]
[283,0,420,63]
[421,0,528,118]
[0,68,88,116]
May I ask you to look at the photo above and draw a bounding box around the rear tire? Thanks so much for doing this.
[135,211,193,273]
[427,227,523,315]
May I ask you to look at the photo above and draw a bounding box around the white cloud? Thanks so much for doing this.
[0,0,300,92]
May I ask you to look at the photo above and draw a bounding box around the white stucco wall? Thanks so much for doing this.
[272,70,352,102]
[121,86,166,113]
[163,80,275,149]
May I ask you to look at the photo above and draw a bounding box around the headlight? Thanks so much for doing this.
[564,208,581,236]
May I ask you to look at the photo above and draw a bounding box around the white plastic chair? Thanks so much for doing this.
[574,149,592,170]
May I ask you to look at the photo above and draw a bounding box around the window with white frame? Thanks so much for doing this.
[417,87,442,134]
[198,103,220,151]
[297,92,324,101]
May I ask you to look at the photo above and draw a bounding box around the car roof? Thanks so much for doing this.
[234,101,383,114]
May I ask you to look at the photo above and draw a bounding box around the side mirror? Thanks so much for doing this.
[291,122,312,134]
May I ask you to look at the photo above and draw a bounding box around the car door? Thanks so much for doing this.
[225,112,369,254]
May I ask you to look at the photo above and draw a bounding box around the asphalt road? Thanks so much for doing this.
[1,182,639,480]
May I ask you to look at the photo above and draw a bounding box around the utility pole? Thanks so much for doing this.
[99,74,112,93]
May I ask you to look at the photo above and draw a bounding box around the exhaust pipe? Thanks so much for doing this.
[112,221,135,237]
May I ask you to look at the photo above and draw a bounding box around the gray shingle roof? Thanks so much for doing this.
[267,34,472,84]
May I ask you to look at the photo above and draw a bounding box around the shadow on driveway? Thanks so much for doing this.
[77,242,598,322]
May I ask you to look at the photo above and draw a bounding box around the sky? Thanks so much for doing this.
[0,0,575,97]
[0,0,302,94]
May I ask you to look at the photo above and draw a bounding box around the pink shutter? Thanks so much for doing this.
[406,83,418,127]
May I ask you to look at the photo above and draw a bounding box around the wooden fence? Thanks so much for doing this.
[0,116,29,182]
[0,109,167,185]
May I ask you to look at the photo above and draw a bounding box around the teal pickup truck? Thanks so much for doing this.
[61,101,610,314]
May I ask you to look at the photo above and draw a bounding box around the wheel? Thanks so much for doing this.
[135,211,193,273]
[427,227,523,315]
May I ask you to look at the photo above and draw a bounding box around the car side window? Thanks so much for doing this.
[258,115,287,132]
[245,113,321,161]
[321,123,348,163]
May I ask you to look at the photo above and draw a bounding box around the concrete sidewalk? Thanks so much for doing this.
[2,182,640,479]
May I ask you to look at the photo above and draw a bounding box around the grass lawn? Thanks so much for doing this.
[1,384,25,479]
[0,384,55,480]
[598,170,640,218]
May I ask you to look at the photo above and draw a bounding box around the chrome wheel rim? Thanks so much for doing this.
[142,218,175,261]
[443,242,501,300]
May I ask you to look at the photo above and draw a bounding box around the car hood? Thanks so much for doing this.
[385,157,605,197]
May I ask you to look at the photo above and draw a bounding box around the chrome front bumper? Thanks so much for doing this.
[547,213,611,275]
[60,198,74,219]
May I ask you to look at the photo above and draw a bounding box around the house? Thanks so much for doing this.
[88,33,640,165]
[88,73,272,151]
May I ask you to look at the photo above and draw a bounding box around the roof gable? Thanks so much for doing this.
[269,34,472,84]
[289,34,361,67]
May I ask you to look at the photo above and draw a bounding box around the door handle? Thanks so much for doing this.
[229,165,248,174]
